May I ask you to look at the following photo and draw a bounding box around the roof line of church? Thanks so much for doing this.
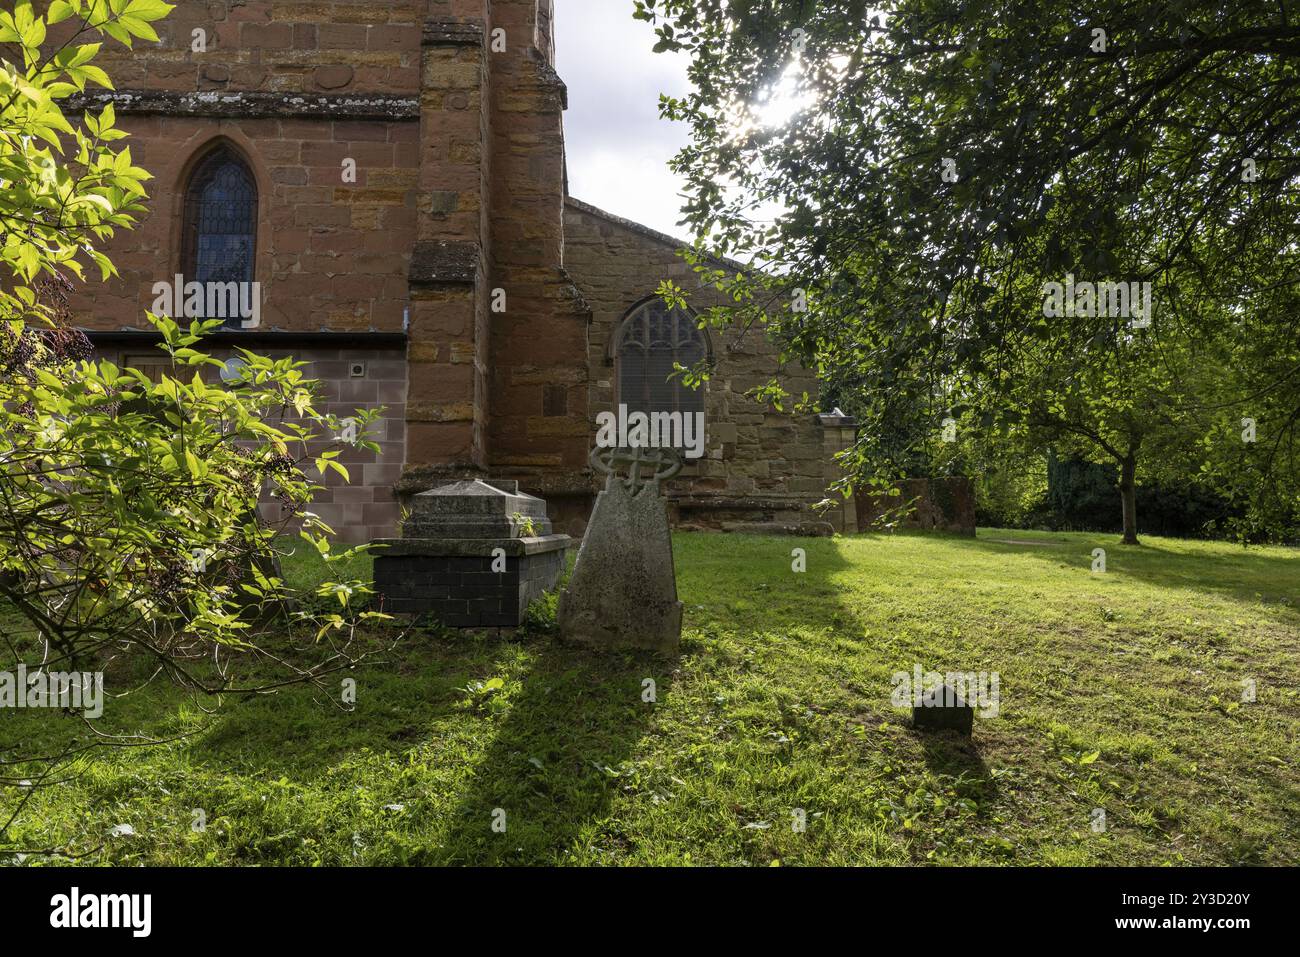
[563,195,696,252]
[563,196,752,276]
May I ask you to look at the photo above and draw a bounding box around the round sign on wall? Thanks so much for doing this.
[219,357,248,382]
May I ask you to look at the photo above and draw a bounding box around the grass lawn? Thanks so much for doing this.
[3,529,1298,866]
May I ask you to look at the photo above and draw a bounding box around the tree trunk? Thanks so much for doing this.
[1119,453,1139,545]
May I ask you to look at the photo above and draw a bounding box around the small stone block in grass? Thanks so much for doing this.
[912,682,974,735]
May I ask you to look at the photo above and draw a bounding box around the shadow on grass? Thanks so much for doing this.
[189,626,488,778]
[197,532,863,862]
[673,531,860,634]
[915,727,999,809]
[428,640,675,865]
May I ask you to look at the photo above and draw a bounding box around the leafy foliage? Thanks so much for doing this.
[0,311,388,678]
[0,0,395,850]
[636,0,1300,540]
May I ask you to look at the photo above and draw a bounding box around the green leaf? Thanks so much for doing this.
[47,0,76,24]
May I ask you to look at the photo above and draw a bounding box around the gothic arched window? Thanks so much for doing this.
[613,298,708,427]
[181,145,257,324]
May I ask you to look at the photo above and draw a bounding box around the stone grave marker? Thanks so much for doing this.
[912,681,975,735]
[373,479,570,627]
[557,445,683,654]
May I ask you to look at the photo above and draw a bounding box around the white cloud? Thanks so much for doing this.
[555,0,694,240]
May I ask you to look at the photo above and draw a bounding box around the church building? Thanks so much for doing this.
[60,0,859,540]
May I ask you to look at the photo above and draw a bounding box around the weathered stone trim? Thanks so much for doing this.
[64,90,419,121]
[528,48,569,112]
[717,521,836,536]
[422,18,486,47]
[371,535,571,558]
[409,240,481,285]
[817,410,859,427]
[82,329,407,349]
[670,494,814,511]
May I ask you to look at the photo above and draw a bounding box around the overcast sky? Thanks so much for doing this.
[555,0,693,240]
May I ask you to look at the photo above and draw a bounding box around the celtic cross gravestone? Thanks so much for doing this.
[557,445,684,654]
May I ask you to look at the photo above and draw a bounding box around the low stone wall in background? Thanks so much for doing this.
[857,477,977,536]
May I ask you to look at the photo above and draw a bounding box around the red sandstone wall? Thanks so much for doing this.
[53,1,424,334]
[80,0,423,93]
[401,0,591,506]
[59,114,419,335]
[485,0,590,484]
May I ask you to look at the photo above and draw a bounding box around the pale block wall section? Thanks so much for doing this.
[289,347,407,542]
[562,198,857,532]
[95,342,408,544]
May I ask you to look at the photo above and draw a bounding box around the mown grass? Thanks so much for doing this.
[2,529,1298,866]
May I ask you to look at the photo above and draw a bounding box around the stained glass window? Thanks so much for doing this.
[614,299,707,425]
[182,146,256,327]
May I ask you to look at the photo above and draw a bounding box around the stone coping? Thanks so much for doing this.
[671,494,813,511]
[409,478,548,514]
[81,329,406,349]
[422,18,485,47]
[564,195,751,275]
[64,90,419,121]
[400,520,552,540]
[719,521,835,537]
[371,535,571,558]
